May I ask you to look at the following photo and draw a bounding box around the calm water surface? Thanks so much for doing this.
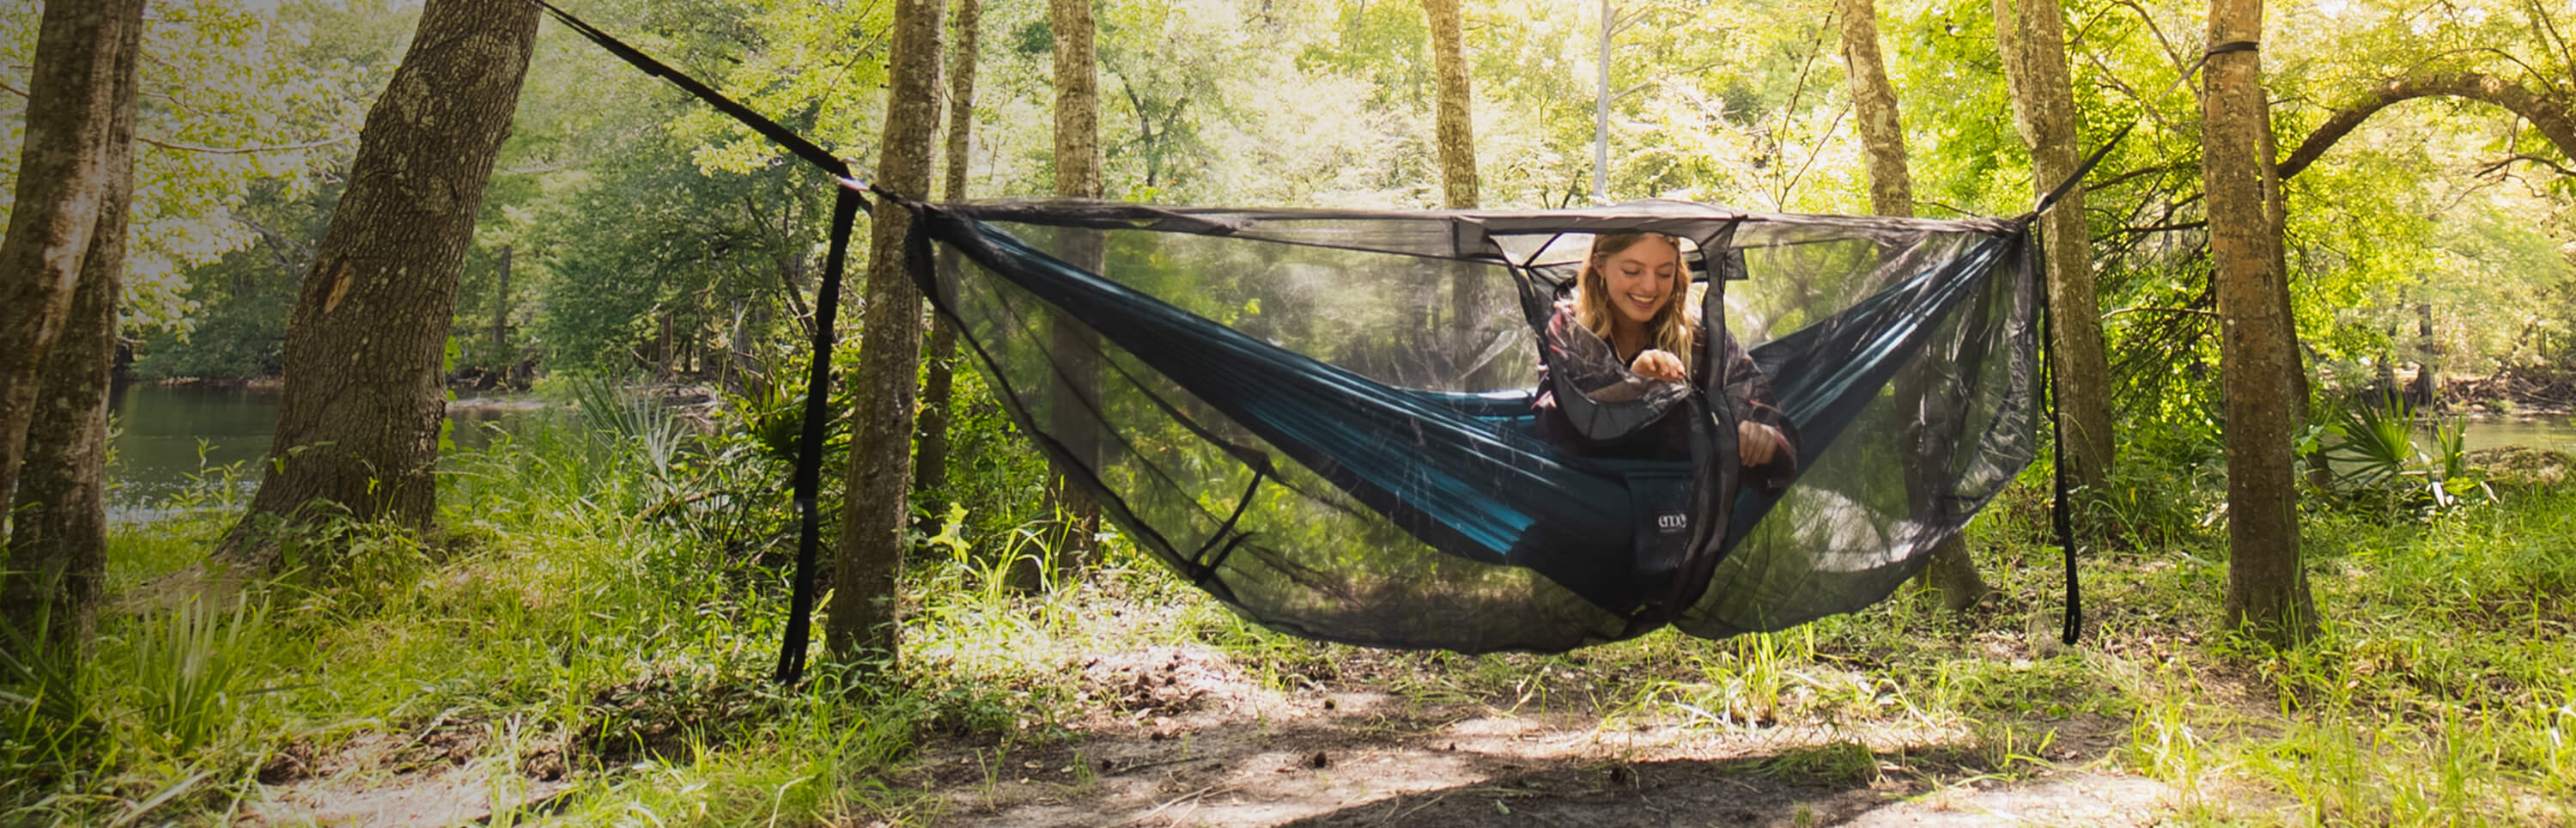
[2459,416,2576,454]
[102,385,2576,518]
[109,382,527,518]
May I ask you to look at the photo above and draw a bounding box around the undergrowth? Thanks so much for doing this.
[3,385,2571,826]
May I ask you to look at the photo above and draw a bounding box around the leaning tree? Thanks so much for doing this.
[215,0,542,570]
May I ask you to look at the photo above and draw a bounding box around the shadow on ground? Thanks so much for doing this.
[908,645,2172,827]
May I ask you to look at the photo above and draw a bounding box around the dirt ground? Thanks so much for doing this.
[232,642,2181,827]
[896,645,2178,827]
[239,716,572,827]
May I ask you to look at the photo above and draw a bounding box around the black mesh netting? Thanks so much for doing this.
[912,199,2038,653]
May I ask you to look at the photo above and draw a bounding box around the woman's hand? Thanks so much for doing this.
[1739,421,1785,466]
[1630,349,1686,382]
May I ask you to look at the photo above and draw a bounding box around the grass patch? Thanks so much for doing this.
[10,398,2575,825]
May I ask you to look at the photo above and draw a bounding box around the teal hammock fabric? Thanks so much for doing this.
[908,201,2040,654]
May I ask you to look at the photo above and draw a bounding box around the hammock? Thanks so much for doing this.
[524,1,2072,685]
[909,201,2038,654]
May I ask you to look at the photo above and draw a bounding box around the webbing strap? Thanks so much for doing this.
[519,0,870,685]
[2032,224,2081,646]
[2025,39,2257,646]
[2026,40,2258,217]
[774,189,864,685]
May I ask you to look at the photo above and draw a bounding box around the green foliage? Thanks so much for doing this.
[2318,394,2493,519]
[522,112,823,377]
[0,606,103,795]
[0,0,407,333]
[129,177,330,380]
[123,594,271,758]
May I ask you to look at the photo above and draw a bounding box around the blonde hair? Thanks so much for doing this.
[1573,232,1700,374]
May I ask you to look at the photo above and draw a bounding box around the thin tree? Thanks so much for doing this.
[914,0,985,522]
[213,0,542,570]
[0,0,143,519]
[1837,0,1909,221]
[2203,0,2315,644]
[1995,0,2116,512]
[1020,0,1107,590]
[1839,0,1990,610]
[828,0,945,662]
[1,0,143,652]
[1425,0,1477,210]
[1424,0,1499,389]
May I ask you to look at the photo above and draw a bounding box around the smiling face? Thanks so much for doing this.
[1591,234,1682,327]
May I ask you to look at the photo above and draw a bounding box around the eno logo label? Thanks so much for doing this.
[1656,513,1688,533]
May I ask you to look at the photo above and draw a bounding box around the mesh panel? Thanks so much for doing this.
[920,201,2037,652]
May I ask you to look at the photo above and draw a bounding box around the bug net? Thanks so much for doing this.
[910,199,2038,653]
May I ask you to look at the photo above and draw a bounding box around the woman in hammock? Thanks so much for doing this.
[1532,232,1800,493]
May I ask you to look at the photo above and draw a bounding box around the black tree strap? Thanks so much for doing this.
[2026,40,2260,217]
[774,188,864,685]
[2023,38,2259,645]
[2031,224,2081,646]
[517,0,872,685]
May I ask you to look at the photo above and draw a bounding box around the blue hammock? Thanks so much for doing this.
[905,200,2039,654]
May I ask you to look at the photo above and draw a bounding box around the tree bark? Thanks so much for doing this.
[914,0,984,523]
[2203,0,2315,646]
[215,0,541,569]
[1425,0,1479,210]
[1995,0,2116,512]
[827,0,944,664]
[3,0,140,654]
[1421,0,1496,387]
[0,0,143,514]
[1838,0,1911,219]
[1841,0,1990,611]
[2278,71,2576,181]
[1022,0,1107,591]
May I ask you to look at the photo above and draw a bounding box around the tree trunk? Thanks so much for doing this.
[1995,0,2116,515]
[2263,103,2328,488]
[1425,0,1478,210]
[2411,301,2438,410]
[1838,0,1911,219]
[0,0,143,514]
[1842,0,1990,611]
[2203,0,2315,646]
[1022,0,1106,591]
[1424,0,1497,390]
[914,0,984,524]
[214,0,541,570]
[827,0,944,664]
[3,0,139,654]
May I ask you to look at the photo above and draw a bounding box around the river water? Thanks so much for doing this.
[107,382,527,516]
[99,384,2576,518]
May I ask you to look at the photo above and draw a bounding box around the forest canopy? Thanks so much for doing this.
[0,0,2559,397]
